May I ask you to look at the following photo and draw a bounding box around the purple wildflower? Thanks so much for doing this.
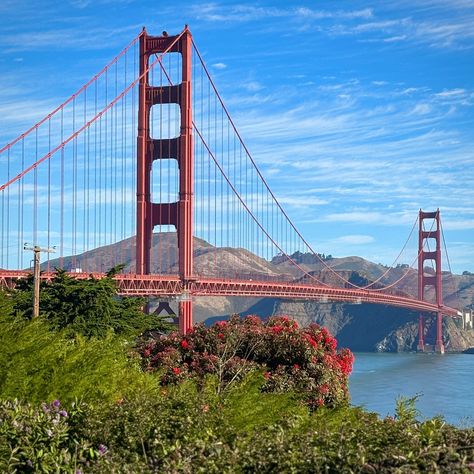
[52,399,60,408]
[98,444,108,456]
[59,410,68,417]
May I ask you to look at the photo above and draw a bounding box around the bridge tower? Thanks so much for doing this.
[136,27,194,333]
[417,209,444,354]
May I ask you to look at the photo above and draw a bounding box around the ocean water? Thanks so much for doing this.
[349,352,474,427]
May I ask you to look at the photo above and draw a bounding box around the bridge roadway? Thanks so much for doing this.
[0,270,459,317]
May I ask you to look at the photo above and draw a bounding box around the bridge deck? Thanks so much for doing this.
[0,270,459,317]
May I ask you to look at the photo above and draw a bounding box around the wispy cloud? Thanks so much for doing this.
[212,62,227,69]
[0,24,141,52]
[241,81,264,92]
[189,2,474,50]
[295,7,373,20]
[332,234,375,245]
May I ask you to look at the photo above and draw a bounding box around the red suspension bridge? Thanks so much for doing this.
[0,27,461,353]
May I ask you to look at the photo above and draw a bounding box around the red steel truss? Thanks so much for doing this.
[0,270,459,318]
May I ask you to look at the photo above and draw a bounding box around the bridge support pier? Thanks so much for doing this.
[179,298,192,335]
[417,313,425,352]
[435,311,445,354]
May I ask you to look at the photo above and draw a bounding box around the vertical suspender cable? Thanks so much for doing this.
[104,69,108,267]
[72,97,77,268]
[47,118,51,271]
[20,138,24,268]
[60,110,64,268]
[34,129,38,249]
[85,88,90,269]
[132,40,137,272]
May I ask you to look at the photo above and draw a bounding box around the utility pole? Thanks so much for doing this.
[23,244,55,318]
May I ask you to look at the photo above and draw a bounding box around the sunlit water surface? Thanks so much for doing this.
[349,352,474,427]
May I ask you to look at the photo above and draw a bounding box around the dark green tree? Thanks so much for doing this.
[0,288,14,318]
[13,266,172,338]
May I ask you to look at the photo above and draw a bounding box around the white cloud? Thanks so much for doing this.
[212,62,227,70]
[278,196,328,207]
[192,4,374,23]
[295,7,373,20]
[321,212,409,226]
[383,35,407,43]
[0,24,141,52]
[410,103,432,115]
[442,219,474,231]
[435,88,466,98]
[242,81,264,92]
[332,234,375,245]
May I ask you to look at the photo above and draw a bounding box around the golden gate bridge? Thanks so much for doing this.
[0,26,461,353]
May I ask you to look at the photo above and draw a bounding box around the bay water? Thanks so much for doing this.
[349,352,474,427]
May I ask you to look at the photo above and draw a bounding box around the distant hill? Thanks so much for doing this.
[39,232,474,352]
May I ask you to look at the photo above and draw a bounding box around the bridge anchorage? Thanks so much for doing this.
[0,26,461,344]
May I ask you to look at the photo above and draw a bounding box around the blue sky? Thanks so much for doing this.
[0,0,473,273]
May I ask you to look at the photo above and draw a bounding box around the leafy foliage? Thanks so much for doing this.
[0,314,158,405]
[139,314,354,408]
[0,288,14,317]
[13,267,171,338]
[0,399,103,473]
[3,380,474,473]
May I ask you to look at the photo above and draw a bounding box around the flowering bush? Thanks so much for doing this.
[0,399,105,473]
[139,315,354,408]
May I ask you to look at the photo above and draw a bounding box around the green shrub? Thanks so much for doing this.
[78,384,474,473]
[0,399,103,473]
[0,314,158,405]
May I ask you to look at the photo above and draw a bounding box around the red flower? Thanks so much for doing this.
[143,349,151,357]
[271,325,284,334]
[218,333,225,339]
[245,315,261,325]
[263,371,271,380]
[319,384,329,394]
[172,367,181,375]
[293,363,300,370]
[215,321,227,327]
[324,336,337,351]
[337,348,355,375]
[180,339,189,350]
[305,334,318,348]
